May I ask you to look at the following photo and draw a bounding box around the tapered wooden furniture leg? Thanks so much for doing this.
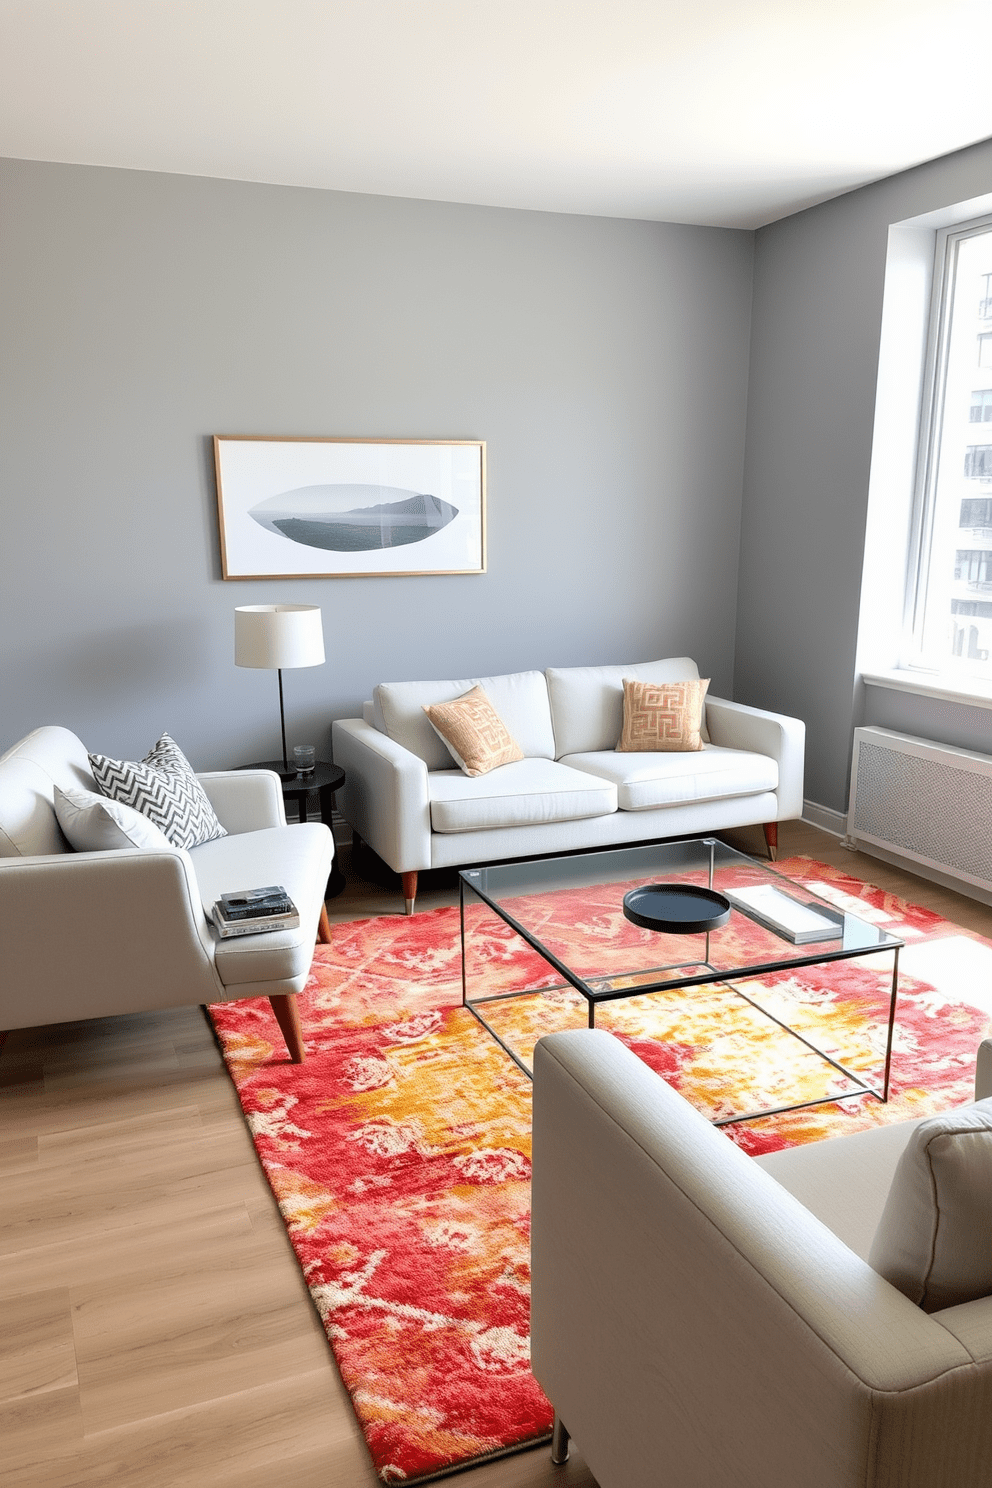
[402,871,418,916]
[269,993,305,1063]
[763,821,779,861]
[317,903,332,943]
[551,1413,570,1465]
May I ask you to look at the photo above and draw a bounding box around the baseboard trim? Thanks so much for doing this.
[801,800,847,838]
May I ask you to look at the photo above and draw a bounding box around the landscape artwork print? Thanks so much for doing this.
[214,436,486,578]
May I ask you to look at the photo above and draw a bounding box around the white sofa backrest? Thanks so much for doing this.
[546,658,701,758]
[0,726,96,857]
[374,671,556,769]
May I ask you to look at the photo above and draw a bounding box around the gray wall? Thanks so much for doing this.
[736,135,992,813]
[0,158,753,769]
[861,683,992,757]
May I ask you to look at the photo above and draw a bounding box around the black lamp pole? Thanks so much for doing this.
[277,668,289,774]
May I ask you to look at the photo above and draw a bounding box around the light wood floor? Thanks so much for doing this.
[4,824,992,1487]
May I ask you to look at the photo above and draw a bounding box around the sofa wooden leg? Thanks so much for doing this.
[402,871,418,916]
[551,1412,570,1465]
[269,993,305,1063]
[317,902,332,944]
[763,821,779,861]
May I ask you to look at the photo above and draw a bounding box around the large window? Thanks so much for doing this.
[907,219,992,678]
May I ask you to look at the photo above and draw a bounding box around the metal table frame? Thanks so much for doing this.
[459,839,902,1127]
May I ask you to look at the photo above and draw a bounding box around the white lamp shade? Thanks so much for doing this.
[234,605,325,669]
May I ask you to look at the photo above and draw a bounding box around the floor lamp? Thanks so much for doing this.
[235,605,326,779]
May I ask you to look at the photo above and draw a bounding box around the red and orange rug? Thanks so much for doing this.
[208,857,992,1484]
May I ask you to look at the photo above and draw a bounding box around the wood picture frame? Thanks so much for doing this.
[214,436,487,579]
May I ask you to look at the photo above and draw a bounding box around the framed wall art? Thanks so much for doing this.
[214,436,487,579]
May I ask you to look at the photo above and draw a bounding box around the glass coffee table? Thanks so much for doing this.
[459,838,903,1126]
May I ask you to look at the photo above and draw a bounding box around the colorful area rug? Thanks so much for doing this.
[208,857,992,1484]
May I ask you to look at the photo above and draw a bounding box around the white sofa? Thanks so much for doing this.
[0,726,335,1062]
[332,657,806,911]
[531,1029,992,1488]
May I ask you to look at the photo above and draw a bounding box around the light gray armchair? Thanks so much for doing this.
[531,1029,992,1488]
[0,726,335,1063]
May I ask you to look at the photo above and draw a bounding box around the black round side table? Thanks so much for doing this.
[243,760,347,898]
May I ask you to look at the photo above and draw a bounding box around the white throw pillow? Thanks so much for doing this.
[55,784,175,853]
[868,1097,992,1312]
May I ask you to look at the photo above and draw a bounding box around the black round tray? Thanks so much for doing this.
[623,883,731,934]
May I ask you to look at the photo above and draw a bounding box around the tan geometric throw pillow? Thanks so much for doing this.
[423,685,525,776]
[617,677,710,752]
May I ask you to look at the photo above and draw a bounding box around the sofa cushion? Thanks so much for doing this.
[423,686,525,775]
[376,671,555,769]
[191,823,331,988]
[547,659,704,758]
[89,733,227,850]
[428,759,617,833]
[54,785,175,853]
[618,677,710,753]
[868,1097,992,1312]
[560,746,778,812]
[0,726,98,858]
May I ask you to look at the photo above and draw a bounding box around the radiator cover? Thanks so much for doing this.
[848,726,992,892]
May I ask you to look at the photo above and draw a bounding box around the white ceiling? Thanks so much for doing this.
[2,0,991,230]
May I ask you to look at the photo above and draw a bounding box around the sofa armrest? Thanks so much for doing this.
[532,1030,982,1488]
[0,848,221,1029]
[196,770,287,833]
[331,719,431,874]
[705,695,806,819]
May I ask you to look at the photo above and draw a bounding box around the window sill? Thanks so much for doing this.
[861,669,992,712]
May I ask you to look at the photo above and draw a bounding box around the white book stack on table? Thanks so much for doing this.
[725,883,844,944]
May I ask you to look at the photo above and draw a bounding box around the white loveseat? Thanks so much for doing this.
[0,726,335,1062]
[532,1029,992,1488]
[332,657,805,912]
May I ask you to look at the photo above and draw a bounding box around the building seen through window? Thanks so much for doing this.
[964,446,992,478]
[969,389,992,422]
[910,224,992,675]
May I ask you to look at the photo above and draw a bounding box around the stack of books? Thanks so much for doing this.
[212,885,300,938]
[724,884,844,944]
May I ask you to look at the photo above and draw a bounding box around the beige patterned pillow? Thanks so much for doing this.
[423,685,525,776]
[617,677,710,752]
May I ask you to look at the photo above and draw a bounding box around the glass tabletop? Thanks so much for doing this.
[459,837,902,1002]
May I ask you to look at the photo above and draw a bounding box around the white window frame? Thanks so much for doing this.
[903,213,992,678]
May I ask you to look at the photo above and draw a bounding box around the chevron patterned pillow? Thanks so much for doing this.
[88,733,227,850]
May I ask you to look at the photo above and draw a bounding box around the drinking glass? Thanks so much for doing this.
[293,745,316,778]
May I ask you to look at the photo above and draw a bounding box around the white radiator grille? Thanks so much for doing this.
[849,727,992,891]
